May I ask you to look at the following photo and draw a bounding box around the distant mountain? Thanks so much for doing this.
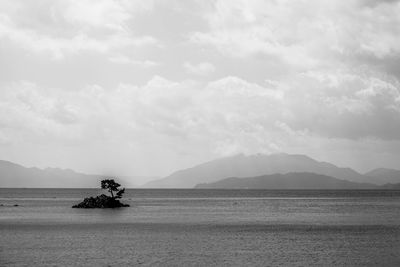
[365,168,400,184]
[0,160,99,188]
[380,183,400,190]
[0,160,146,188]
[195,172,377,189]
[380,183,400,189]
[143,153,374,188]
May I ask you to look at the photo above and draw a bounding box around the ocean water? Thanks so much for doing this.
[1,189,400,266]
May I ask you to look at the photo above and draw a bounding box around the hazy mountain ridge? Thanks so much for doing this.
[380,183,400,189]
[0,160,152,188]
[143,153,389,188]
[365,168,400,184]
[0,160,101,188]
[195,172,378,189]
[2,154,399,188]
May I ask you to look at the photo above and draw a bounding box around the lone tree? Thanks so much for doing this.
[72,179,129,208]
[101,179,125,199]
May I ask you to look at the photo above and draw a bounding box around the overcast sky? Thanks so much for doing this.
[0,0,400,178]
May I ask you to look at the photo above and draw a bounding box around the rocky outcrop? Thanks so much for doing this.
[72,194,129,208]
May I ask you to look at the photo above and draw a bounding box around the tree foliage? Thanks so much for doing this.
[101,179,125,199]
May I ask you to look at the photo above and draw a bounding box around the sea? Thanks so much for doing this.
[1,189,400,266]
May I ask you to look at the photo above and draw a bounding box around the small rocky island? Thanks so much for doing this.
[72,179,130,208]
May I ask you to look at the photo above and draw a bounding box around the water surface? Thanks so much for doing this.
[1,189,400,266]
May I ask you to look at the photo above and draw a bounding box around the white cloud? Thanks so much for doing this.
[0,0,158,59]
[108,55,160,67]
[62,0,132,31]
[283,69,400,140]
[0,82,84,144]
[2,69,398,149]
[0,71,399,173]
[1,0,400,174]
[191,0,400,69]
[183,62,216,76]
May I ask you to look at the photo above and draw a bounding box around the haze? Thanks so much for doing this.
[0,0,399,180]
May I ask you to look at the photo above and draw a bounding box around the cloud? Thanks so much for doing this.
[2,69,398,150]
[190,0,400,70]
[108,55,160,67]
[183,62,216,76]
[62,0,132,31]
[1,0,400,174]
[282,69,400,140]
[0,0,158,59]
[0,82,84,144]
[0,71,399,173]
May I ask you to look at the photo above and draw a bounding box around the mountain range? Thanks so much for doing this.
[364,168,400,184]
[195,172,377,189]
[0,160,154,188]
[1,153,399,189]
[143,153,400,188]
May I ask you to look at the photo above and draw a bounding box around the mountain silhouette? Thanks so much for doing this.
[365,168,400,184]
[0,160,108,188]
[143,153,378,188]
[0,160,150,188]
[195,172,377,189]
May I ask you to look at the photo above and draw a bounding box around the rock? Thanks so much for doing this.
[72,194,130,208]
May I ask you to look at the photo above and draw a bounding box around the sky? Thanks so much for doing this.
[0,0,400,178]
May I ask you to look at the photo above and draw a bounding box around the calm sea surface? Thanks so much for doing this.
[1,189,400,266]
